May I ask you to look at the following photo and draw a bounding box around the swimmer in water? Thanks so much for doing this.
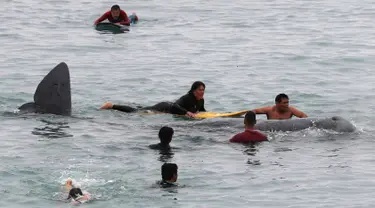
[65,178,73,191]
[251,93,308,120]
[67,188,91,204]
[64,178,79,192]
[149,126,174,150]
[158,163,178,188]
[94,5,131,26]
[230,111,268,143]
[100,81,206,118]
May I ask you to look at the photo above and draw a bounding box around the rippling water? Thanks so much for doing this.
[1,0,375,207]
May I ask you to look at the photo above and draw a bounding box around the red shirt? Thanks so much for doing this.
[94,10,130,25]
[230,128,268,143]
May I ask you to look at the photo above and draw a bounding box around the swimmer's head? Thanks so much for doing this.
[110,4,121,19]
[67,188,83,200]
[66,178,73,186]
[275,93,289,112]
[65,178,81,191]
[131,12,138,21]
[189,81,205,100]
[65,178,74,191]
[161,163,178,182]
[159,126,174,146]
[244,111,256,127]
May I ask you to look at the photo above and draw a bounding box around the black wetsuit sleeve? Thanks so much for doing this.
[170,103,188,115]
[170,94,191,115]
[199,99,206,112]
[112,105,138,113]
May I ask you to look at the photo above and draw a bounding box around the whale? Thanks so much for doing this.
[254,116,356,132]
[18,62,71,116]
[170,116,356,133]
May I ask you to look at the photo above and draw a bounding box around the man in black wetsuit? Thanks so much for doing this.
[100,81,206,118]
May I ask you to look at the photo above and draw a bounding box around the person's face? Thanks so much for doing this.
[193,85,205,100]
[111,9,120,19]
[66,179,72,185]
[276,98,289,112]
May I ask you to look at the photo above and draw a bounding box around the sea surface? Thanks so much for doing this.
[0,0,374,207]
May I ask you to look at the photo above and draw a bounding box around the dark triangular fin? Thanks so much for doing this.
[33,62,71,116]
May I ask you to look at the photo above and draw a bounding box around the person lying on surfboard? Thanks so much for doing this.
[251,93,308,120]
[94,5,132,26]
[100,81,206,118]
[230,111,268,143]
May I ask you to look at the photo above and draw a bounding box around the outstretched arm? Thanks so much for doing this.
[100,102,137,112]
[290,106,308,118]
[251,106,271,114]
[94,12,110,25]
[119,11,131,25]
[170,103,196,118]
[171,95,198,118]
[170,103,188,115]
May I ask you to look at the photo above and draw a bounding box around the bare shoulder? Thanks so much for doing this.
[253,106,273,114]
[289,106,297,110]
[263,106,273,110]
[289,106,302,112]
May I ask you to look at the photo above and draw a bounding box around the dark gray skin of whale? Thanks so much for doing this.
[18,62,71,116]
[254,116,356,132]
[178,116,356,133]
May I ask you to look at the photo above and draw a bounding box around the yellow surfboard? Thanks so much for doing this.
[194,110,249,119]
[139,110,249,119]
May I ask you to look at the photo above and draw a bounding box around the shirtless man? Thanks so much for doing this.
[251,93,307,120]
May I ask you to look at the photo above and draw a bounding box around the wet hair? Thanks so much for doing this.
[275,93,289,103]
[188,81,205,94]
[161,163,178,181]
[244,111,256,126]
[111,5,120,11]
[67,188,83,200]
[159,126,174,145]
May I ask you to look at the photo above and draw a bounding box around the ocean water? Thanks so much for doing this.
[0,0,374,207]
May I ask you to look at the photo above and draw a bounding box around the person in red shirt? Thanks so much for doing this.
[94,5,131,26]
[230,111,268,143]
